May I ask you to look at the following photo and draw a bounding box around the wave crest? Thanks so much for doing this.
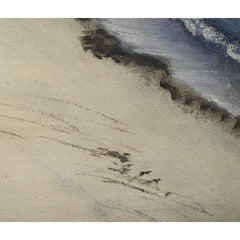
[181,19,240,63]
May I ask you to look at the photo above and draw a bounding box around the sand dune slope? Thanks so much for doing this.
[0,19,240,221]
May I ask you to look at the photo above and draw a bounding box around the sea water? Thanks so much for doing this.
[100,19,240,116]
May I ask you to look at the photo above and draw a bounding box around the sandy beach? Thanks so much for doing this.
[0,18,240,221]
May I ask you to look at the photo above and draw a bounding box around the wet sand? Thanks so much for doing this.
[0,19,240,221]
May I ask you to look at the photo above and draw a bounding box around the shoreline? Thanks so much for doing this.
[0,19,240,221]
[76,18,240,134]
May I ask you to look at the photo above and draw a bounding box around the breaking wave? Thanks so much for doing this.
[181,19,240,63]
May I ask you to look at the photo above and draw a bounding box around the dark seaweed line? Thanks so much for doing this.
[76,18,240,133]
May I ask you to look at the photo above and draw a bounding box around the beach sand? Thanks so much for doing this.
[0,19,240,221]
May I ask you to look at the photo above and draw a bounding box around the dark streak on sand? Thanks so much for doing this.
[0,130,25,139]
[97,147,130,163]
[40,135,213,218]
[0,114,72,134]
[38,136,164,194]
[76,18,240,134]
[102,177,162,196]
[38,136,132,163]
[24,94,128,127]
[133,209,157,222]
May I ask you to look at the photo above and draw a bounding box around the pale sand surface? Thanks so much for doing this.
[0,19,240,221]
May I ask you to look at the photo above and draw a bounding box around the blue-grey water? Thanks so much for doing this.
[100,19,240,116]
